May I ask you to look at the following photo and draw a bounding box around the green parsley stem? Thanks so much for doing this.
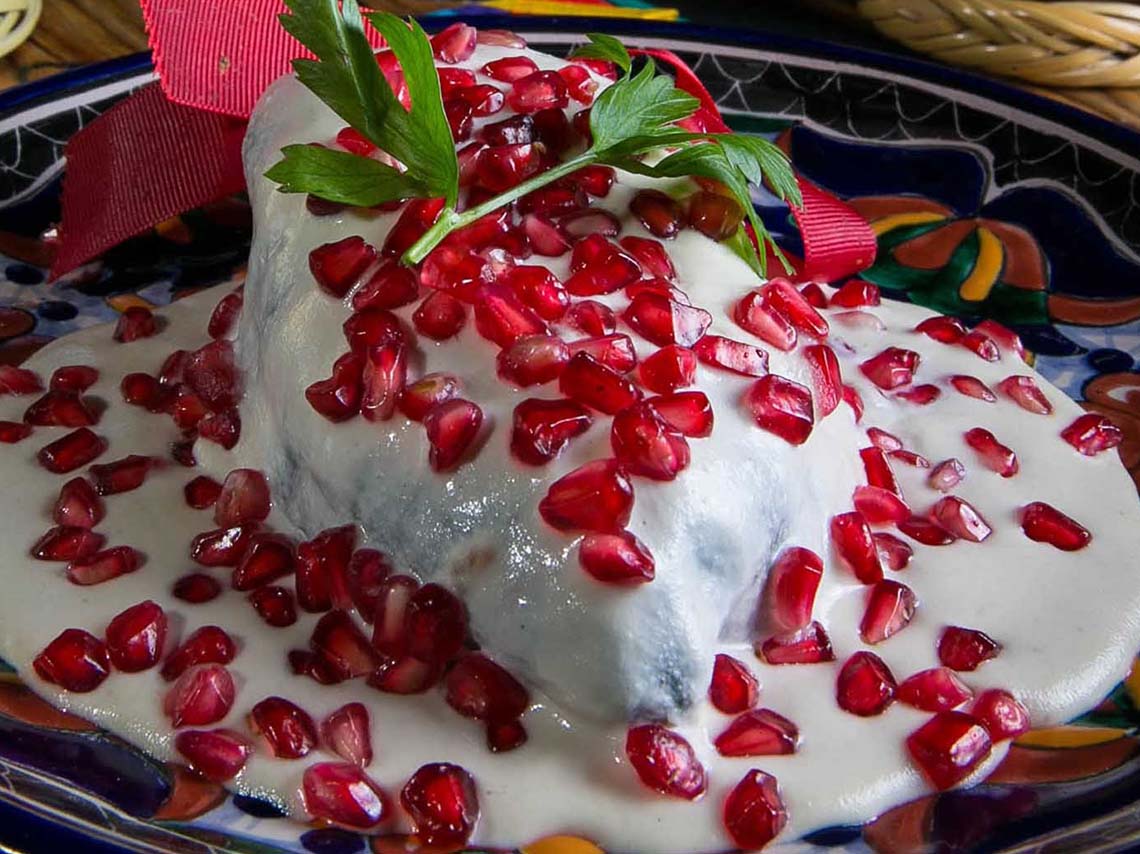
[401,151,598,266]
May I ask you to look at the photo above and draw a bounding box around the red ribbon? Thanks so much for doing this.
[52,5,875,283]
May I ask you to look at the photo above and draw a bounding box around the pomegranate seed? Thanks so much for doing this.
[519,184,585,217]
[481,55,538,82]
[624,292,711,348]
[898,667,973,711]
[859,447,901,495]
[248,696,318,759]
[173,573,221,604]
[401,763,479,847]
[997,375,1052,415]
[562,301,614,338]
[0,364,42,395]
[171,387,208,429]
[649,391,713,437]
[213,469,270,527]
[1061,413,1123,456]
[898,516,957,546]
[723,770,787,850]
[175,729,251,782]
[31,525,104,561]
[406,583,468,666]
[559,209,621,240]
[49,365,98,394]
[312,609,382,681]
[798,283,827,308]
[567,333,638,372]
[0,420,31,442]
[198,408,240,450]
[248,586,297,627]
[309,237,376,298]
[383,198,446,258]
[861,347,920,390]
[964,427,1018,477]
[611,402,690,480]
[179,476,220,510]
[67,545,142,585]
[1021,501,1091,550]
[558,63,598,104]
[475,143,543,192]
[33,628,110,692]
[296,525,356,613]
[757,622,835,665]
[496,335,569,388]
[639,345,696,394]
[89,455,153,496]
[619,236,675,280]
[803,344,842,416]
[444,97,474,142]
[907,711,992,790]
[715,708,798,757]
[566,166,612,200]
[303,762,389,829]
[693,335,768,377]
[874,532,914,570]
[765,279,830,337]
[207,290,243,339]
[504,266,568,321]
[343,308,404,356]
[629,189,684,239]
[157,350,188,386]
[915,315,967,343]
[510,397,592,465]
[744,375,815,445]
[837,651,896,717]
[473,283,547,347]
[625,724,707,800]
[891,449,931,468]
[305,353,363,422]
[321,703,372,767]
[104,600,166,673]
[735,290,796,351]
[973,690,1030,740]
[930,495,992,542]
[487,719,527,752]
[860,579,917,643]
[53,478,104,528]
[579,531,655,585]
[371,658,439,699]
[185,339,240,412]
[830,280,880,307]
[446,653,529,722]
[352,264,418,311]
[334,127,375,157]
[521,213,571,257]
[688,191,742,241]
[853,485,910,523]
[559,352,640,414]
[831,511,883,584]
[764,547,823,632]
[961,329,1000,362]
[360,343,406,423]
[409,292,464,340]
[23,390,97,427]
[709,654,760,714]
[928,459,966,492]
[419,244,490,295]
[347,549,391,619]
[164,663,234,727]
[480,114,535,147]
[950,375,995,402]
[397,373,459,421]
[564,241,641,297]
[937,625,1001,672]
[867,428,902,451]
[423,399,483,472]
[113,306,159,342]
[372,574,419,659]
[539,459,633,532]
[161,626,235,682]
[231,534,295,591]
[190,524,258,568]
[976,319,1026,359]
[431,21,476,62]
[845,387,865,421]
[507,70,568,113]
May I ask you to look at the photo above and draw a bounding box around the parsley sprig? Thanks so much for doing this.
[266,0,800,275]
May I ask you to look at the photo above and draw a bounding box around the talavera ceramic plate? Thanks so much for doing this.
[0,15,1139,854]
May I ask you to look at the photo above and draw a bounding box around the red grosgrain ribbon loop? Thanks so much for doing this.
[635,47,877,283]
[51,83,246,279]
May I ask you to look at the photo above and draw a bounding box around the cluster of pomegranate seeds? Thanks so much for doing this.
[714,708,799,757]
[625,724,707,800]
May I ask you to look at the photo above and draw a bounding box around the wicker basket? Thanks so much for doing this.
[852,0,1140,127]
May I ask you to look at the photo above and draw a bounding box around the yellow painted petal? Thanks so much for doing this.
[869,211,947,237]
[1015,725,1127,748]
[107,295,157,313]
[521,836,605,854]
[958,226,1003,302]
[1124,656,1140,707]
